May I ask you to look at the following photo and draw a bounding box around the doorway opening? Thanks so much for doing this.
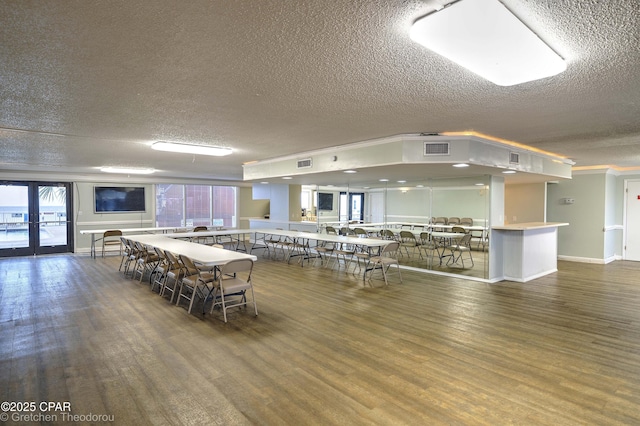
[339,192,364,223]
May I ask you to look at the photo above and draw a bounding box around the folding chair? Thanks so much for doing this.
[210,259,258,322]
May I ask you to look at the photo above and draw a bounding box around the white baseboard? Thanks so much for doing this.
[503,269,558,283]
[557,255,620,264]
[604,255,620,264]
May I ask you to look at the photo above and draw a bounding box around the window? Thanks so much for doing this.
[212,186,236,228]
[185,185,211,227]
[156,184,237,228]
[156,184,184,227]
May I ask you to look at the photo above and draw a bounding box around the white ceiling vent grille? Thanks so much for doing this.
[297,158,312,169]
[424,142,450,156]
[509,152,520,164]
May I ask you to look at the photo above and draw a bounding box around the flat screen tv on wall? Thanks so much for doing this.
[94,186,146,213]
[318,192,333,211]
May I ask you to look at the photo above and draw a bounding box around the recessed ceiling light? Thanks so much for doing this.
[409,0,566,86]
[282,176,293,180]
[344,170,358,174]
[416,184,424,188]
[502,170,517,174]
[379,178,389,182]
[100,167,155,174]
[453,163,469,168]
[397,180,407,183]
[152,141,233,156]
[260,181,269,184]
[475,183,485,186]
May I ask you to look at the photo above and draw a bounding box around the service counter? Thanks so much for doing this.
[491,222,569,282]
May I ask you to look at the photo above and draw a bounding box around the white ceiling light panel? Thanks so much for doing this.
[152,141,233,156]
[410,0,566,86]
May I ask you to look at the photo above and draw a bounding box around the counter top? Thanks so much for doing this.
[492,222,569,231]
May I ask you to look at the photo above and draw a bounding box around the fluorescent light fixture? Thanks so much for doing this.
[379,178,389,182]
[152,141,233,156]
[453,163,469,168]
[100,167,155,174]
[409,0,566,86]
[502,170,517,174]
[397,180,407,183]
[344,170,358,174]
[282,176,293,180]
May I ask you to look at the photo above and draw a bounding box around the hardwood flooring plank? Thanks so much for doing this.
[1,254,640,424]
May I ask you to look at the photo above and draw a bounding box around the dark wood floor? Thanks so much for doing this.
[1,252,640,425]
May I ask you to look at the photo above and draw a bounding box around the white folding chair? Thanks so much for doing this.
[210,259,258,322]
[365,242,402,286]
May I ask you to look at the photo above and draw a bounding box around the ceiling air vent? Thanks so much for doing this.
[509,152,520,164]
[297,158,312,169]
[424,142,450,156]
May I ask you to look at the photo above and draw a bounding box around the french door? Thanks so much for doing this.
[0,182,74,257]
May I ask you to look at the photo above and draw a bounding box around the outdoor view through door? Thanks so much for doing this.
[340,192,364,223]
[0,182,73,257]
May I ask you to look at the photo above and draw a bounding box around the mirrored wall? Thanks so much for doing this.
[302,175,491,280]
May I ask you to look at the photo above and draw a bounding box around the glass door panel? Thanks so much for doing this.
[37,184,69,252]
[340,192,365,223]
[0,184,30,254]
[350,193,364,222]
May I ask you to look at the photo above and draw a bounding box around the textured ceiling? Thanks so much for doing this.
[1,0,640,183]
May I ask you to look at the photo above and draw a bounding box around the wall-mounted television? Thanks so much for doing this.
[94,186,146,213]
[318,192,333,211]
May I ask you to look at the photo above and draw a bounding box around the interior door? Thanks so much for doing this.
[369,192,384,223]
[624,180,640,261]
[0,182,73,257]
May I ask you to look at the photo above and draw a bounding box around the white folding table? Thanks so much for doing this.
[127,234,257,314]
[81,226,186,258]
[126,234,256,266]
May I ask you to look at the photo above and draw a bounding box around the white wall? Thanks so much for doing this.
[385,188,431,222]
[432,187,487,223]
[252,183,302,222]
[488,176,504,281]
[383,183,489,225]
[74,181,156,251]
